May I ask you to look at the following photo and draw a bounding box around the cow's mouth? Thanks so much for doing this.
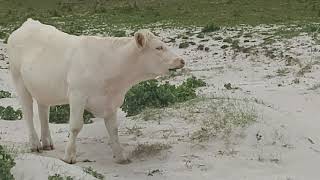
[169,65,184,71]
[169,68,178,71]
[169,66,184,71]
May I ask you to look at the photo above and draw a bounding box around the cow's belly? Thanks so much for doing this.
[86,93,124,118]
[20,58,69,105]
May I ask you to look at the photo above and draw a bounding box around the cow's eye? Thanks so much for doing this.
[156,46,163,50]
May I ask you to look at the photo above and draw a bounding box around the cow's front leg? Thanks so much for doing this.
[63,92,86,164]
[104,112,131,164]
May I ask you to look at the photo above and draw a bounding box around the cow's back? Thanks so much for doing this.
[8,19,80,105]
[8,18,77,70]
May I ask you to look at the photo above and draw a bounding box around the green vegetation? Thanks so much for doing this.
[0,145,15,180]
[83,167,104,180]
[0,106,22,120]
[122,76,206,116]
[110,30,126,37]
[48,174,74,180]
[179,42,189,48]
[201,23,220,33]
[1,0,320,38]
[0,90,11,98]
[49,105,94,124]
[131,97,257,142]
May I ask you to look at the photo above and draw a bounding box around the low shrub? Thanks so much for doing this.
[0,145,15,180]
[49,105,94,124]
[0,90,11,98]
[0,106,22,120]
[122,76,206,116]
[202,23,220,33]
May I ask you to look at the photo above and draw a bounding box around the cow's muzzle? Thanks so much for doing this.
[169,58,185,70]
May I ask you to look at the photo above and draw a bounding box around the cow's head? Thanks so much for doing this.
[134,30,185,76]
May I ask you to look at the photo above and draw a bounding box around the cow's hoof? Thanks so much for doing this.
[62,157,77,164]
[30,146,42,153]
[42,144,54,151]
[30,139,43,153]
[62,155,77,164]
[115,158,132,164]
[41,137,54,151]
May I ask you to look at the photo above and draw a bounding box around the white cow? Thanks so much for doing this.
[7,18,184,164]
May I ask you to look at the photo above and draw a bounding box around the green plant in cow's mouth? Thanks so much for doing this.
[49,105,94,124]
[122,76,206,116]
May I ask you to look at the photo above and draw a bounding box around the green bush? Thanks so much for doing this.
[122,76,206,116]
[0,90,11,98]
[49,105,94,124]
[0,145,15,180]
[202,23,220,33]
[0,106,22,120]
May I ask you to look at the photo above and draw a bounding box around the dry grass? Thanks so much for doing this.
[131,143,172,158]
[131,97,258,143]
[126,125,143,137]
[189,98,257,142]
[276,68,290,76]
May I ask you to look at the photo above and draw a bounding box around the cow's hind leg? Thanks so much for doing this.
[12,74,41,152]
[63,91,86,164]
[38,103,54,150]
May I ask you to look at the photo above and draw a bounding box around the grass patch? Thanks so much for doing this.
[0,106,22,120]
[48,174,74,180]
[131,142,171,158]
[201,23,220,33]
[131,97,257,142]
[122,76,206,116]
[1,0,320,39]
[0,90,11,98]
[0,145,15,180]
[297,63,313,76]
[273,28,301,39]
[276,68,290,76]
[308,83,320,90]
[126,125,143,137]
[190,98,257,142]
[83,167,104,180]
[49,105,94,124]
[302,24,320,33]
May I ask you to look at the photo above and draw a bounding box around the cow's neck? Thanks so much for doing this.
[104,40,156,95]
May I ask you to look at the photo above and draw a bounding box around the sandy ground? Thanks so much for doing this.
[1,25,320,180]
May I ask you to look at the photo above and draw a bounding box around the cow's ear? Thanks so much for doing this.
[134,32,146,49]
